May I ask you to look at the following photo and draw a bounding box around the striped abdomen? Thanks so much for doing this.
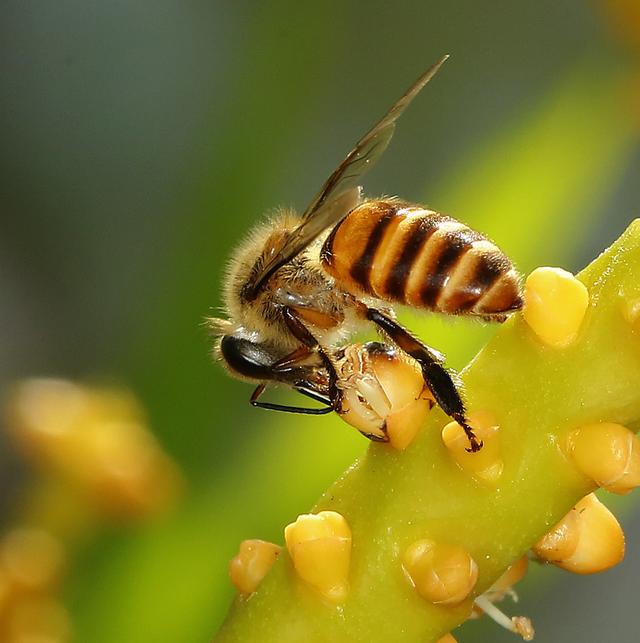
[320,199,522,317]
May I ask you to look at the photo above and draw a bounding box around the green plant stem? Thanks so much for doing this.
[216,220,640,643]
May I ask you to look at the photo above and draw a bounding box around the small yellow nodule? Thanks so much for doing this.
[522,267,589,348]
[229,539,281,596]
[565,422,640,494]
[284,511,351,603]
[402,539,478,606]
[533,493,624,574]
[442,411,503,484]
[621,295,640,333]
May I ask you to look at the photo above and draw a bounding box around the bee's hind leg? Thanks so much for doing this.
[364,306,483,453]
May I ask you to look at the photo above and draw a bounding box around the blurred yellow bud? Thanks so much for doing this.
[229,539,281,596]
[5,379,182,520]
[284,511,351,603]
[6,595,72,643]
[442,411,503,484]
[1,528,65,593]
[402,539,478,606]
[523,267,589,348]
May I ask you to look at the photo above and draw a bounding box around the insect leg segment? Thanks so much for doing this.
[364,307,483,452]
[281,306,342,409]
[271,345,315,372]
[250,382,333,415]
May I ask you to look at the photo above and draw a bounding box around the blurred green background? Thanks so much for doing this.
[1,1,640,641]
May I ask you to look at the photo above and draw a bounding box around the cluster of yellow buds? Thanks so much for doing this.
[230,511,352,604]
[1,378,183,643]
[5,378,182,519]
[0,527,70,642]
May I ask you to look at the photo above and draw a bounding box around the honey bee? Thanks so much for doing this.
[212,56,522,452]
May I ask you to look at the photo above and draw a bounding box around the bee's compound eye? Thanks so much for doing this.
[219,335,277,380]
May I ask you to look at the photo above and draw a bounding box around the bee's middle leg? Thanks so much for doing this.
[364,306,482,452]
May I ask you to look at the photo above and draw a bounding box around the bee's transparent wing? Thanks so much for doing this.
[301,54,449,220]
[246,55,449,298]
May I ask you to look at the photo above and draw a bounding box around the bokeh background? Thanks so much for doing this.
[1,1,640,641]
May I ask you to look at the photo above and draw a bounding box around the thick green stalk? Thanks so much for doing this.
[216,220,640,642]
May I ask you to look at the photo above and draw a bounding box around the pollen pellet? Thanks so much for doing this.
[565,423,640,494]
[284,511,351,603]
[336,343,433,449]
[442,411,503,484]
[533,493,624,574]
[522,266,589,348]
[402,539,478,605]
[229,539,281,596]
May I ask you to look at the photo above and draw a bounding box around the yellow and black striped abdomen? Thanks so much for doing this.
[321,199,522,317]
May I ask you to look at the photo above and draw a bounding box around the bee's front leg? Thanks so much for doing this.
[363,306,483,453]
[281,306,342,411]
[249,381,334,415]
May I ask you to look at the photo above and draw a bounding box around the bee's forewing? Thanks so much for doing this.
[247,55,449,298]
[302,54,449,220]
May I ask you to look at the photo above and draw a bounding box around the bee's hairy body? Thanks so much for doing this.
[219,198,520,381]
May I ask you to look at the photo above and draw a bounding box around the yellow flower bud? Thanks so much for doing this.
[565,422,640,494]
[228,539,281,596]
[442,411,503,484]
[533,493,624,574]
[402,539,478,606]
[522,267,589,348]
[284,511,351,603]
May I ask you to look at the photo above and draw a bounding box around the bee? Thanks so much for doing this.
[212,55,522,452]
